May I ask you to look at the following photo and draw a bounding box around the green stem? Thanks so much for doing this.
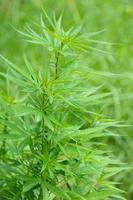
[41,92,45,153]
[55,42,63,79]
[0,117,8,161]
[39,93,47,199]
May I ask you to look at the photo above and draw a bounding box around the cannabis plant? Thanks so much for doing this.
[0,12,125,200]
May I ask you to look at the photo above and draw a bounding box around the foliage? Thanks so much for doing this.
[0,12,127,200]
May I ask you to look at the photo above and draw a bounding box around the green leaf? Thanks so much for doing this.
[46,182,71,200]
[13,104,38,116]
[68,191,87,200]
[17,138,29,153]
[0,133,24,140]
[44,114,54,131]
[0,55,32,82]
[23,179,39,193]
[41,182,50,200]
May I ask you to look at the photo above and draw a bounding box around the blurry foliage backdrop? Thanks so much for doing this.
[0,0,133,199]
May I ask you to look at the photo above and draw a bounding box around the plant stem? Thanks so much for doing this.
[41,92,46,153]
[0,117,7,161]
[38,184,43,200]
[1,139,6,161]
[39,92,47,199]
[55,42,63,79]
[39,41,64,198]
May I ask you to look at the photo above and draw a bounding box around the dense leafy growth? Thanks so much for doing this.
[0,11,126,200]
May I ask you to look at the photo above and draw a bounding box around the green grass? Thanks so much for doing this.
[0,1,133,199]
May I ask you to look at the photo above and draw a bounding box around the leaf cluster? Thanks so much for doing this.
[0,12,126,200]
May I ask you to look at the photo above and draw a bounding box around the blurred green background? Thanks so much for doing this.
[0,0,133,199]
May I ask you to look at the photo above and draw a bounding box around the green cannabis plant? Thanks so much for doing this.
[0,12,125,200]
